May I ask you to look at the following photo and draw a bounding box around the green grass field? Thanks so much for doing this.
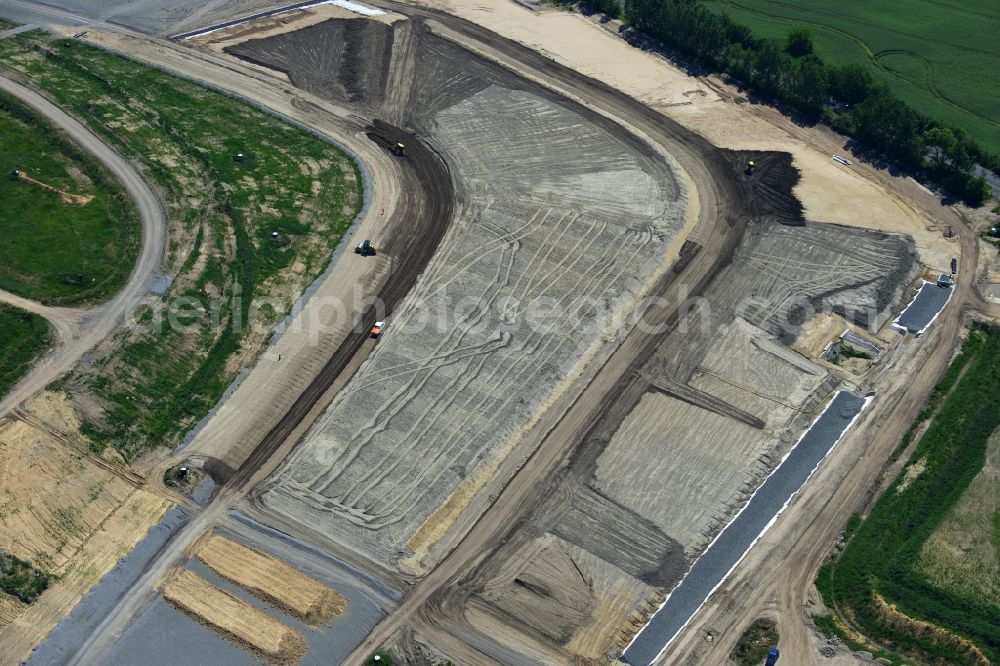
[816,324,1000,663]
[0,33,362,459]
[0,304,52,399]
[0,90,139,304]
[703,0,1000,157]
[917,426,1000,612]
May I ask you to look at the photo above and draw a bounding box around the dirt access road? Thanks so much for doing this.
[0,76,165,417]
[38,6,742,663]
[43,20,449,666]
[657,212,986,665]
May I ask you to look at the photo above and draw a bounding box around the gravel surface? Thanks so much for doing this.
[104,553,384,666]
[27,507,190,665]
[622,391,868,666]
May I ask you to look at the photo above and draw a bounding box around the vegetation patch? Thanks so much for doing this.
[816,324,1000,663]
[917,427,1000,612]
[0,33,362,459]
[0,304,52,398]
[570,0,997,205]
[0,89,139,304]
[702,0,1000,158]
[730,618,779,666]
[0,550,51,604]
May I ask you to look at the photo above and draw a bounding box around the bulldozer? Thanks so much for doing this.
[745,160,757,176]
[391,142,405,157]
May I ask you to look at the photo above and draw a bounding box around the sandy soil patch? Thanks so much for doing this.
[0,417,170,662]
[0,593,27,631]
[16,171,93,205]
[872,593,989,665]
[195,534,345,625]
[793,313,849,360]
[0,418,134,572]
[416,0,956,271]
[164,569,308,665]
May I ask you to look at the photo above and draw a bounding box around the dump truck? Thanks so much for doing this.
[370,321,385,338]
[765,647,779,666]
[367,131,407,157]
[355,239,377,256]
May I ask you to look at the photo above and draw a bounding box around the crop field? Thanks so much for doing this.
[0,304,52,398]
[0,90,139,305]
[817,324,1000,664]
[0,32,362,459]
[703,0,1000,156]
[239,17,688,576]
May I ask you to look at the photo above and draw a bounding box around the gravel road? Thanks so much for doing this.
[0,76,165,417]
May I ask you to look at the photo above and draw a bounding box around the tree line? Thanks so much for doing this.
[569,0,996,206]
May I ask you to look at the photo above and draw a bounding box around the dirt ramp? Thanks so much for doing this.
[227,19,394,111]
[543,483,686,589]
[226,17,503,131]
[733,151,804,224]
[472,534,596,645]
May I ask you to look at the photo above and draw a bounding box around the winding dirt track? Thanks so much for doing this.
[228,122,454,489]
[0,76,165,417]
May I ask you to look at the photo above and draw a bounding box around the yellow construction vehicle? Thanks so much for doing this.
[745,160,756,176]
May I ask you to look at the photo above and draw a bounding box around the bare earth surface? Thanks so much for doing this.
[0,0,989,664]
[236,16,691,576]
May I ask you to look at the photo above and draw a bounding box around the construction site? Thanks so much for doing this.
[0,0,990,665]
